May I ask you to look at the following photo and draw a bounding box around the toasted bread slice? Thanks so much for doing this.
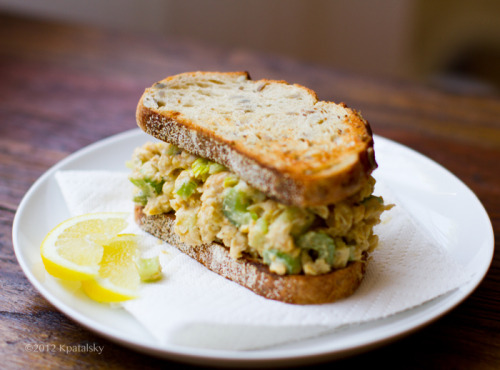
[136,71,376,207]
[135,206,366,304]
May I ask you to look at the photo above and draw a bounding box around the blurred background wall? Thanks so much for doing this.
[1,0,499,93]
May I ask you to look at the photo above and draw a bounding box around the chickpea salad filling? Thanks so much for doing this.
[128,142,392,276]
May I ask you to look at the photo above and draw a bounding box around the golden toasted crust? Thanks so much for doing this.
[135,206,366,305]
[136,71,376,207]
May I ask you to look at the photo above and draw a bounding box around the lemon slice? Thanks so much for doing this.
[41,212,129,281]
[81,234,140,303]
[41,212,162,303]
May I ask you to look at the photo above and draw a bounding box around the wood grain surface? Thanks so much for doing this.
[1,13,499,369]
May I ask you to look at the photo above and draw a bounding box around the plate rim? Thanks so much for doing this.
[11,129,495,366]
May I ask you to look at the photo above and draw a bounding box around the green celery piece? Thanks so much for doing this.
[147,178,164,194]
[222,187,254,227]
[255,217,269,234]
[175,179,197,199]
[296,231,336,265]
[276,207,315,237]
[130,177,164,206]
[130,178,164,196]
[130,178,148,193]
[263,248,301,274]
[192,158,226,181]
[192,158,210,180]
[133,194,148,206]
[136,256,162,282]
[209,162,226,174]
[166,144,181,156]
[224,175,239,188]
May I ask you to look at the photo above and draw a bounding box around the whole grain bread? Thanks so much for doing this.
[135,206,366,304]
[136,71,376,207]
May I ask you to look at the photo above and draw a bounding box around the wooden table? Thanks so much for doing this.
[1,13,499,369]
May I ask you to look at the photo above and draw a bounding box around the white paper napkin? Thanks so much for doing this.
[55,170,472,350]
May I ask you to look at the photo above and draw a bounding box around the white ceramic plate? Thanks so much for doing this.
[12,129,494,367]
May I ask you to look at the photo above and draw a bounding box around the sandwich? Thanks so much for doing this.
[129,71,392,304]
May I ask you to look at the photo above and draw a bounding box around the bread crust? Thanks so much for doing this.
[136,71,377,207]
[135,206,366,305]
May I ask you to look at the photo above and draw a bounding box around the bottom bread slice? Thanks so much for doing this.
[135,205,366,304]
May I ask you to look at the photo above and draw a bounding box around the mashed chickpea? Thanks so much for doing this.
[129,142,393,275]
